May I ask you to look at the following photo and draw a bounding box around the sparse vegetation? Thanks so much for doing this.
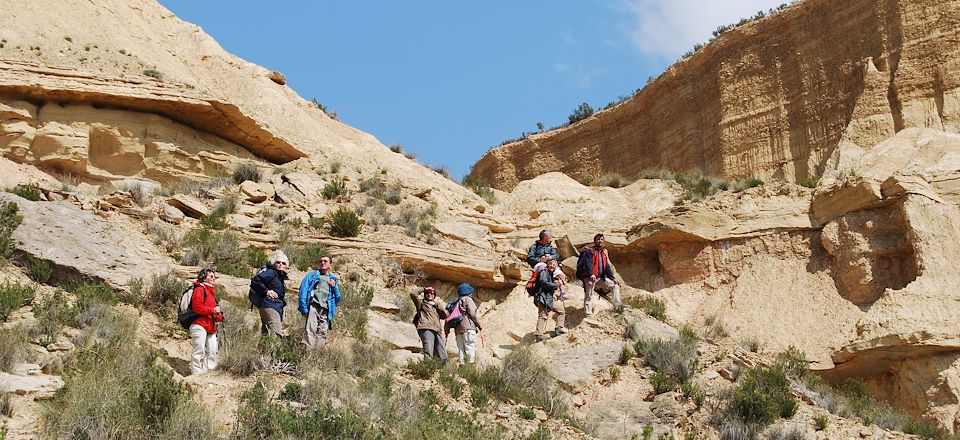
[144,271,189,317]
[716,365,797,437]
[200,195,237,230]
[0,202,23,261]
[180,227,246,277]
[0,282,35,321]
[232,163,263,184]
[813,414,828,431]
[457,347,568,417]
[327,207,363,237]
[650,372,677,394]
[431,165,451,178]
[628,296,666,321]
[681,4,792,59]
[568,102,594,124]
[405,356,444,380]
[26,256,52,284]
[8,183,42,201]
[43,314,213,439]
[618,345,634,365]
[642,170,764,202]
[388,144,403,154]
[462,174,496,204]
[338,282,374,340]
[143,68,162,80]
[321,178,348,200]
[798,176,820,189]
[329,161,342,174]
[594,173,633,188]
[635,331,699,383]
[292,243,327,271]
[0,326,30,372]
[119,181,150,206]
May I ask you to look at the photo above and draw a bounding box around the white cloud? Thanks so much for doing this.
[624,0,786,59]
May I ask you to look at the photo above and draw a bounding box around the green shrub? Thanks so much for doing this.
[628,296,666,320]
[431,165,451,178]
[338,282,374,340]
[637,335,699,383]
[406,356,444,379]
[200,196,237,230]
[618,345,634,365]
[244,247,268,269]
[462,174,496,204]
[1,392,11,417]
[30,289,77,343]
[774,346,808,379]
[329,161,342,174]
[388,144,403,153]
[384,182,404,205]
[517,407,536,420]
[798,176,820,189]
[26,256,52,284]
[328,207,363,237]
[44,324,212,439]
[458,347,568,417]
[278,382,304,402]
[813,414,828,431]
[680,382,705,407]
[8,183,42,201]
[0,201,23,260]
[725,366,796,430]
[733,178,764,192]
[308,216,324,229]
[650,372,676,394]
[232,163,263,184]
[610,365,621,382]
[293,243,327,271]
[0,282,35,321]
[145,271,189,317]
[180,227,245,272]
[568,102,594,124]
[321,178,348,200]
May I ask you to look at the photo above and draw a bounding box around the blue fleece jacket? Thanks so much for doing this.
[298,270,341,324]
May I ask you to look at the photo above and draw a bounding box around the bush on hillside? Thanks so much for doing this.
[568,102,594,124]
[0,201,24,260]
[8,183,42,201]
[0,282,35,321]
[232,163,263,184]
[328,207,362,237]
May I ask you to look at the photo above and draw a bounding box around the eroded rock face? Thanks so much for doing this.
[0,100,261,183]
[472,0,960,191]
[820,203,917,305]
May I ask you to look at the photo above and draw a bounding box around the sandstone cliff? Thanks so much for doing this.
[471,0,960,191]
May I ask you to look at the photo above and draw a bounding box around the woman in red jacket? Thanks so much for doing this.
[190,268,223,375]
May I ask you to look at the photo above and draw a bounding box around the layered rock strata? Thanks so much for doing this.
[472,0,960,191]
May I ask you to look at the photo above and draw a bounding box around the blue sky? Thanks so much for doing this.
[159,1,786,180]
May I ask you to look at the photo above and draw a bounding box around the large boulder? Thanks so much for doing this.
[1,192,171,289]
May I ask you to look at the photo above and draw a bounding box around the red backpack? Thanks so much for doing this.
[525,269,541,296]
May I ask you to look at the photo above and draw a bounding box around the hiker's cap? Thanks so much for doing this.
[423,286,436,296]
[457,283,475,297]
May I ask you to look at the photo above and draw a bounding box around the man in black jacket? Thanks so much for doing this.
[527,229,560,268]
[576,233,621,316]
[533,258,566,342]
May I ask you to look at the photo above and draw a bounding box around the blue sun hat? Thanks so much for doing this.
[457,283,475,297]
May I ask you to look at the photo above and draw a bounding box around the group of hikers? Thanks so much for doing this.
[183,229,621,374]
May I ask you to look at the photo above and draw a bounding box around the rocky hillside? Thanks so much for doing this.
[471,0,960,191]
[3,1,960,440]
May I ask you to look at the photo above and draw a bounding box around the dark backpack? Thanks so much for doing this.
[177,285,203,329]
[525,269,542,296]
[247,265,270,309]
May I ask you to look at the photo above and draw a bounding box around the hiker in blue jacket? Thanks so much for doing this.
[298,255,341,349]
[250,250,290,336]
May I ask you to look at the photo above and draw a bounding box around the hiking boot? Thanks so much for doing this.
[555,326,567,335]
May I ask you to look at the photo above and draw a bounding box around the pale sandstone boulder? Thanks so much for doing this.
[434,221,491,249]
[240,180,268,203]
[159,204,185,224]
[546,341,624,392]
[167,194,210,218]
[1,192,170,289]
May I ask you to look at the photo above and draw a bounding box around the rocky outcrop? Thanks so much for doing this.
[1,192,171,289]
[472,0,960,191]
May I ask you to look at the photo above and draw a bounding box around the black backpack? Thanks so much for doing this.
[247,265,270,309]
